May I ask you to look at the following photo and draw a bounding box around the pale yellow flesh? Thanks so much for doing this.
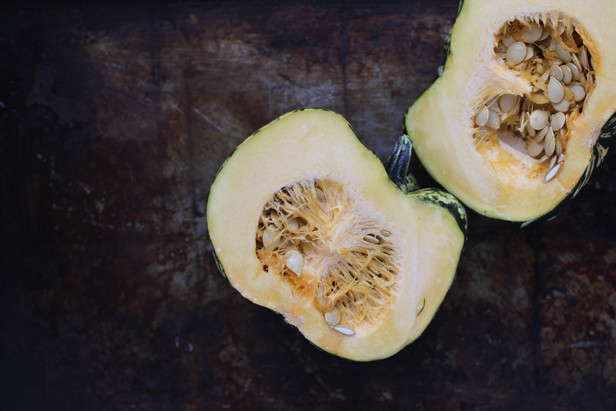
[207,109,464,360]
[405,0,616,221]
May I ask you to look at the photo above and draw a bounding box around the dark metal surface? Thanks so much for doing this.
[1,1,615,409]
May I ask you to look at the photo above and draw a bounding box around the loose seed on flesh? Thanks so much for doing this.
[285,250,303,275]
[475,107,489,127]
[570,83,586,102]
[550,65,563,81]
[561,65,572,85]
[529,110,549,130]
[534,125,549,142]
[550,112,566,131]
[506,42,527,66]
[499,94,517,113]
[548,77,565,103]
[325,307,341,326]
[527,139,544,157]
[545,163,562,182]
[552,98,571,112]
[521,23,543,42]
[333,325,355,336]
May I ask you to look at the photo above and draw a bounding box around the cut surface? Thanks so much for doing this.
[207,109,465,360]
[405,0,616,221]
[256,178,399,335]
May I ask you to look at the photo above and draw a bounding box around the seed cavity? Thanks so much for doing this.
[473,13,596,182]
[256,179,400,335]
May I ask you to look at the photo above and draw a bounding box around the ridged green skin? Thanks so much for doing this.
[385,135,468,236]
[415,0,616,225]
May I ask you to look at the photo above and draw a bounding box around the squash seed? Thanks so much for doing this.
[475,107,489,127]
[561,64,573,85]
[545,162,561,182]
[567,63,580,81]
[550,65,563,81]
[550,112,566,131]
[506,42,527,66]
[486,109,500,129]
[544,128,556,157]
[499,94,517,113]
[529,110,549,130]
[325,306,341,326]
[521,23,543,42]
[285,250,303,275]
[570,83,586,102]
[333,325,355,336]
[552,98,571,112]
[527,139,544,157]
[534,125,549,143]
[547,77,565,103]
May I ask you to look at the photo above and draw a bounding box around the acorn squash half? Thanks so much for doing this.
[405,0,616,222]
[207,109,466,361]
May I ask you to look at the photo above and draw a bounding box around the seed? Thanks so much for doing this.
[315,187,326,203]
[486,109,500,129]
[555,139,563,156]
[521,23,543,42]
[525,45,535,61]
[550,65,563,81]
[545,163,561,182]
[499,94,517,113]
[287,218,300,231]
[475,107,489,127]
[547,77,565,103]
[325,307,341,326]
[364,234,380,245]
[558,153,565,163]
[544,128,556,157]
[526,121,536,137]
[285,250,303,275]
[539,28,550,41]
[567,63,580,81]
[550,112,566,131]
[534,125,549,142]
[561,64,572,85]
[564,87,574,101]
[579,46,589,69]
[527,139,544,157]
[570,83,586,102]
[502,36,515,47]
[333,325,355,336]
[506,42,527,66]
[529,110,549,130]
[570,53,583,73]
[552,98,571,112]
[555,41,572,63]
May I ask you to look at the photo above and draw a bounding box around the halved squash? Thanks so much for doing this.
[207,109,466,361]
[405,0,616,222]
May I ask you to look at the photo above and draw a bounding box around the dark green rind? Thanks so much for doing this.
[439,0,467,76]
[521,110,616,226]
[408,188,468,237]
[385,135,413,188]
[385,134,468,235]
[212,247,228,280]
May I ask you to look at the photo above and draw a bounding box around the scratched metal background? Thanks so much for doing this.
[1,1,615,409]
